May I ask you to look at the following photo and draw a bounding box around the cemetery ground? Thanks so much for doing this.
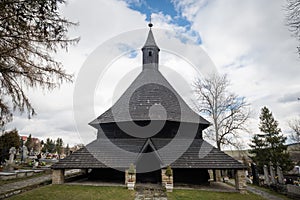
[5,184,266,200]
[1,180,288,200]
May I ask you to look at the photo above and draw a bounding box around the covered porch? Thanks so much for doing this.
[52,167,246,193]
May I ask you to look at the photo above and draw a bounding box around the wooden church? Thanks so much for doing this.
[52,23,246,191]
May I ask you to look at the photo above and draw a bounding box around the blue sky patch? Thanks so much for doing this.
[124,0,202,45]
[118,43,138,58]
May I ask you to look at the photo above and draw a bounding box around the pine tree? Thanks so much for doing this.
[65,144,70,156]
[25,134,33,151]
[250,107,293,173]
[42,138,55,153]
[0,129,20,162]
[55,138,63,159]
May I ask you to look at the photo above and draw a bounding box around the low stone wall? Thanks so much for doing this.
[287,184,300,199]
[0,170,40,181]
[0,172,17,181]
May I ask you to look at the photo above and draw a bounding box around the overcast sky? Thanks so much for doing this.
[6,0,300,149]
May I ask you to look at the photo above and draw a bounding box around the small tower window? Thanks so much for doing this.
[149,51,152,56]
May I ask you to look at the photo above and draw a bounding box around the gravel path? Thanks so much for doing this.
[246,185,285,200]
[0,174,52,199]
[0,169,81,199]
[134,184,167,200]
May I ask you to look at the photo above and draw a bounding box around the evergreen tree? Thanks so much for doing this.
[25,134,33,151]
[42,138,55,153]
[65,144,70,156]
[55,138,63,159]
[0,129,20,162]
[250,107,293,173]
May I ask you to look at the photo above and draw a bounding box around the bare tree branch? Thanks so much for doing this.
[193,73,251,150]
[0,0,79,127]
[289,118,300,143]
[286,0,300,55]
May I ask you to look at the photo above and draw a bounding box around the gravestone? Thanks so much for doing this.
[251,163,259,185]
[8,147,16,164]
[269,164,276,185]
[263,165,270,186]
[22,145,28,162]
[277,166,284,184]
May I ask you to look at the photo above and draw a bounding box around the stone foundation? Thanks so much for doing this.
[214,170,222,182]
[52,169,65,184]
[161,169,173,192]
[235,170,246,193]
[161,169,173,186]
[208,170,214,181]
[125,170,136,184]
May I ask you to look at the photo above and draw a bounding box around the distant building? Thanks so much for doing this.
[287,143,300,165]
[20,135,42,154]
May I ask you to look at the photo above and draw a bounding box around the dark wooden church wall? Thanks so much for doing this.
[98,121,203,139]
[88,168,125,182]
[173,168,210,185]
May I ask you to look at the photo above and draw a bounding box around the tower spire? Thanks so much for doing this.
[142,21,160,70]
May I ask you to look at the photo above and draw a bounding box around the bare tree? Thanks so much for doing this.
[286,0,300,55]
[0,0,79,127]
[194,73,250,150]
[289,118,300,143]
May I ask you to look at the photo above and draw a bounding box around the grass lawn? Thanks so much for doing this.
[8,185,135,200]
[7,185,280,200]
[168,189,266,200]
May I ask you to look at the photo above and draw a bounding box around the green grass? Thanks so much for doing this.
[8,185,135,200]
[168,189,266,200]
[7,184,287,200]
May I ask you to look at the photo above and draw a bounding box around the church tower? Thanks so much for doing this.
[142,23,160,70]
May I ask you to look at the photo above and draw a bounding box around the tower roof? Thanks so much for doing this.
[143,29,159,49]
[90,68,210,126]
[89,27,210,126]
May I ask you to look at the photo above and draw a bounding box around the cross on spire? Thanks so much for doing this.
[148,15,153,28]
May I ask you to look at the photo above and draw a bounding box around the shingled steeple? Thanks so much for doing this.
[142,23,160,70]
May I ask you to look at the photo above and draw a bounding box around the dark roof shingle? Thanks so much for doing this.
[52,138,245,169]
[89,69,210,126]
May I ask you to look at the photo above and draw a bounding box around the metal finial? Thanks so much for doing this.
[148,15,153,28]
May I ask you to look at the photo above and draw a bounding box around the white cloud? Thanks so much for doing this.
[6,0,147,145]
[172,0,300,143]
[6,0,300,149]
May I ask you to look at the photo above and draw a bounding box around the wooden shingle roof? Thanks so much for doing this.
[142,29,158,48]
[52,138,245,169]
[89,69,210,126]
